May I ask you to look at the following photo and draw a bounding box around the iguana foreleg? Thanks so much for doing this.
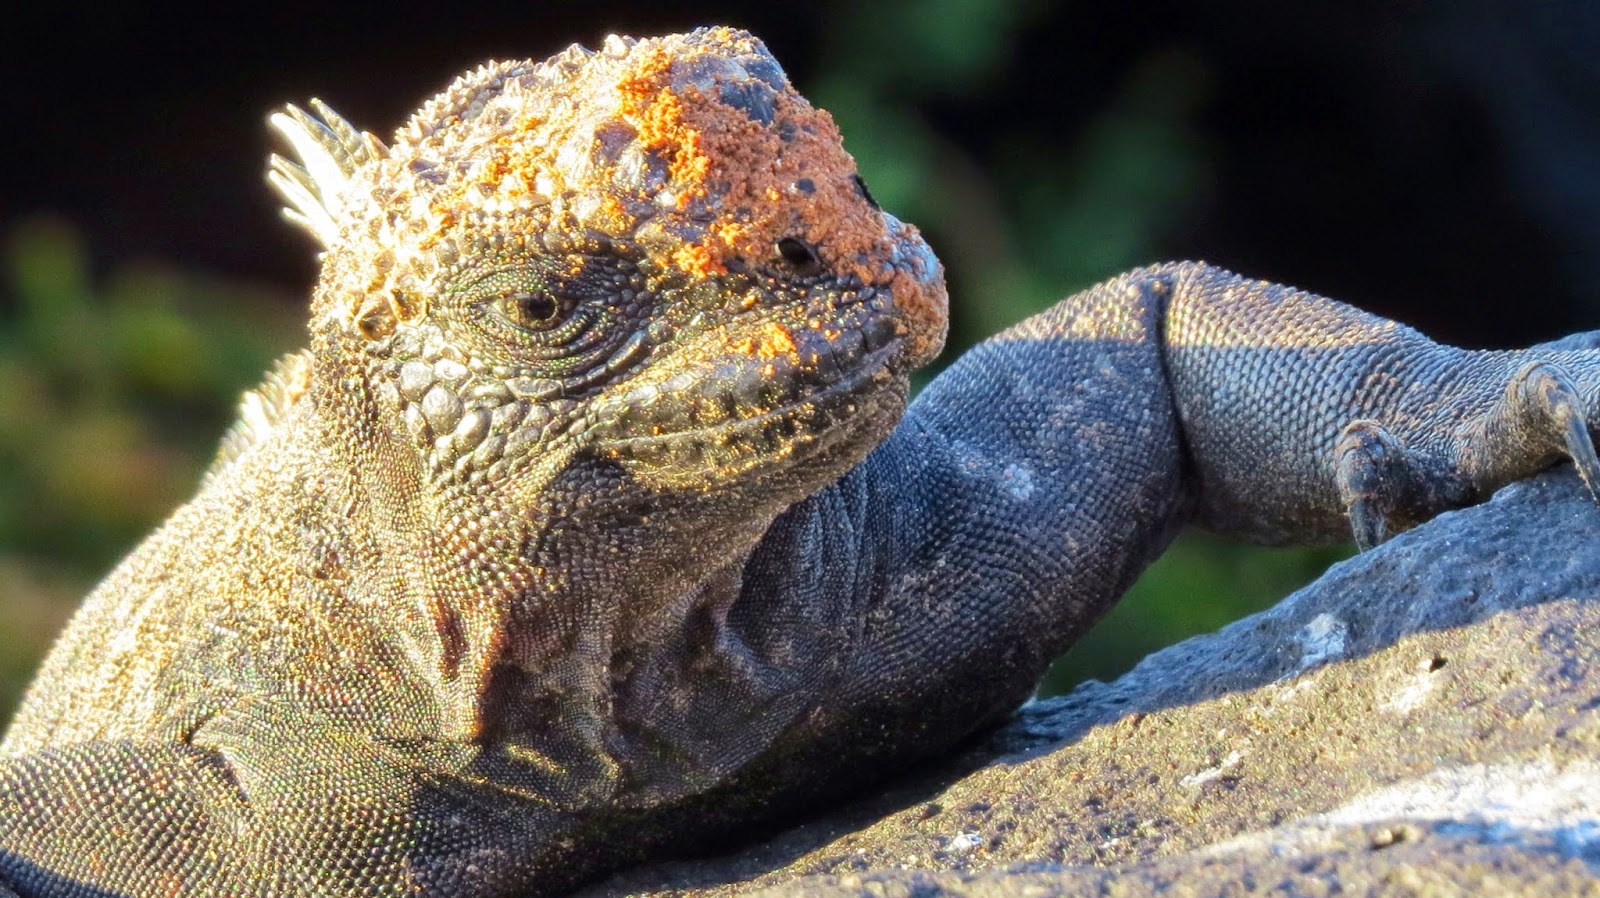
[0,700,587,896]
[1159,262,1600,548]
[785,260,1600,758]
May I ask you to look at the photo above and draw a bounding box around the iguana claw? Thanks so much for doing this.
[1461,360,1600,509]
[1507,361,1600,504]
[1335,419,1407,551]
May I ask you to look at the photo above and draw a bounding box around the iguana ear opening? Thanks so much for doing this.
[266,99,387,248]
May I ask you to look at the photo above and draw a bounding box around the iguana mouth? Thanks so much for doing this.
[597,341,898,446]
[586,290,907,482]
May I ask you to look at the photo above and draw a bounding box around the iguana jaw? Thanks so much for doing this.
[586,284,908,491]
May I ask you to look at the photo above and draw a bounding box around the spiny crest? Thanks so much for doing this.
[267,99,387,248]
[204,350,313,485]
[397,58,545,146]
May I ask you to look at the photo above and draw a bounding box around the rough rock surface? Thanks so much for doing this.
[584,468,1600,896]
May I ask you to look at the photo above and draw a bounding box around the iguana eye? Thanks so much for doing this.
[452,266,589,345]
[500,290,568,332]
[446,258,631,371]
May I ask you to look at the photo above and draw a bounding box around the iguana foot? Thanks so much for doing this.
[1493,361,1600,499]
[1334,419,1409,551]
[1339,358,1600,549]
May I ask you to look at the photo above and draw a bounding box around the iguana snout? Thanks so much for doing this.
[586,284,908,490]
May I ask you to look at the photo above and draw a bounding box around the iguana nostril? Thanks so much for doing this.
[776,237,821,275]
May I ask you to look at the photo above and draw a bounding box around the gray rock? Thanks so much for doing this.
[588,468,1600,897]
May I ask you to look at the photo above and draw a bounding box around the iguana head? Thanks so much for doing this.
[270,27,946,525]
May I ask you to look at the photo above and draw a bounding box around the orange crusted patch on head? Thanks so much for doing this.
[616,48,712,205]
[494,113,556,202]
[706,92,877,285]
[886,237,949,365]
[670,242,725,277]
[608,33,894,289]
[732,320,798,360]
[315,28,949,345]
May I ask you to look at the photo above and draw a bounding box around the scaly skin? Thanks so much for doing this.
[2,27,1598,898]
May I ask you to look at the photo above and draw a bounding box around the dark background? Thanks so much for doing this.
[1,0,1597,716]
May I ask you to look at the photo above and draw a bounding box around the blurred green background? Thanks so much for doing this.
[3,0,1596,721]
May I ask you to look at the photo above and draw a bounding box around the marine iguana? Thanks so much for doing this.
[3,26,1597,897]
